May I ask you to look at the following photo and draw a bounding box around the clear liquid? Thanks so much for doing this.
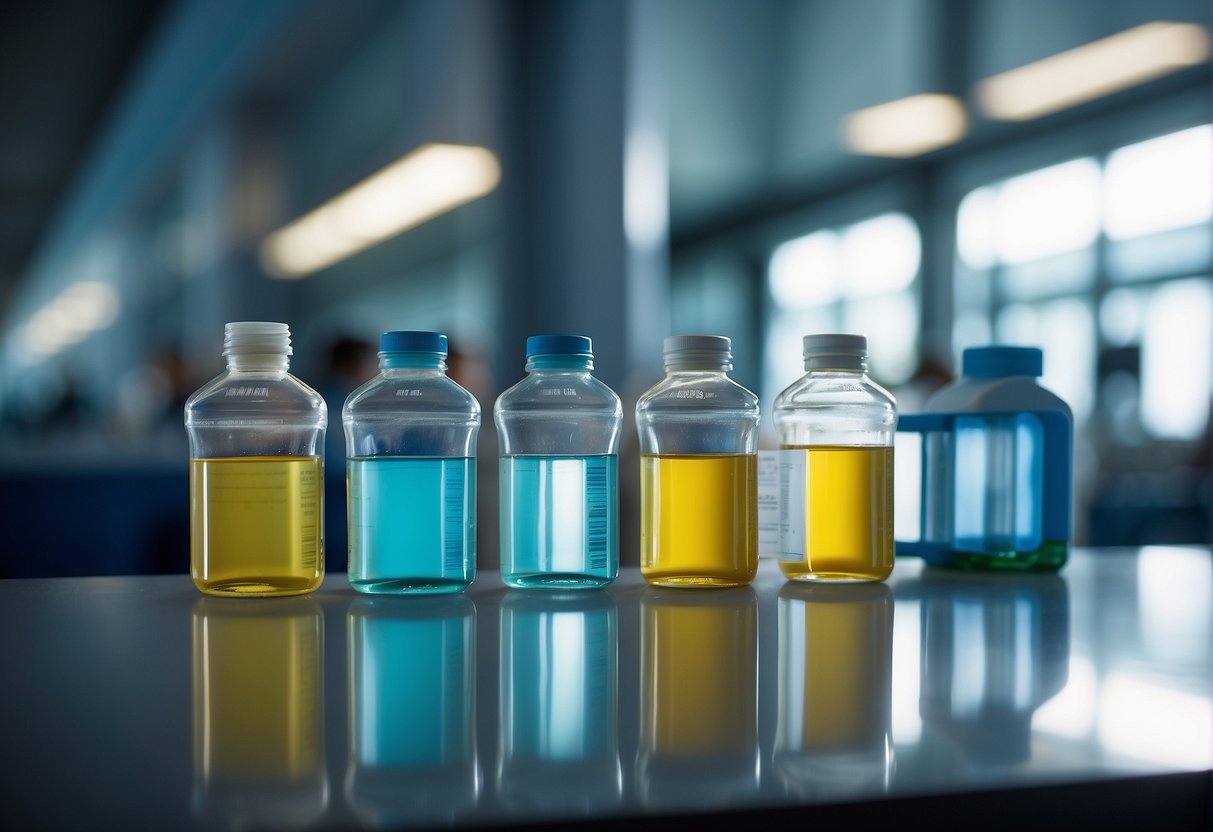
[639,454,757,587]
[778,446,893,583]
[347,457,475,594]
[499,455,618,589]
[191,456,324,596]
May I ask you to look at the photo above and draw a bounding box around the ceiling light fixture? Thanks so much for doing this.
[260,143,502,279]
[976,22,1211,122]
[842,93,968,158]
[23,282,120,357]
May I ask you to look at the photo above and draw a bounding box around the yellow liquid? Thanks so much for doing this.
[640,454,757,587]
[192,599,326,819]
[191,456,324,596]
[641,589,757,757]
[777,585,892,753]
[779,445,892,583]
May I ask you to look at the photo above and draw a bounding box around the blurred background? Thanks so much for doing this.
[0,0,1208,577]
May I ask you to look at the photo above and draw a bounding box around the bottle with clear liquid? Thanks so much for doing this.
[636,335,760,587]
[495,335,623,589]
[185,322,326,596]
[343,331,480,594]
[773,334,896,583]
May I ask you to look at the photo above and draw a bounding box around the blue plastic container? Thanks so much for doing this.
[897,346,1072,571]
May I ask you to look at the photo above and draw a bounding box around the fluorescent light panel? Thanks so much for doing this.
[842,93,968,158]
[23,282,120,357]
[260,143,501,279]
[977,22,1211,122]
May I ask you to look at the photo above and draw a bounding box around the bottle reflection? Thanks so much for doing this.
[191,597,328,828]
[916,571,1070,766]
[346,595,478,826]
[497,590,620,813]
[637,586,759,809]
[775,583,894,798]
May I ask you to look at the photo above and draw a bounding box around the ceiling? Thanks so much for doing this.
[0,0,167,308]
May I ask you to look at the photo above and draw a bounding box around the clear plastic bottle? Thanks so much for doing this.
[494,335,623,589]
[773,334,896,583]
[343,331,481,594]
[185,321,326,597]
[635,335,760,587]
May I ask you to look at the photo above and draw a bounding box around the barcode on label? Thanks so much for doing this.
[585,459,609,571]
[442,464,466,574]
[299,463,320,569]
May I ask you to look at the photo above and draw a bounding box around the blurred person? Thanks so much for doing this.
[113,349,199,452]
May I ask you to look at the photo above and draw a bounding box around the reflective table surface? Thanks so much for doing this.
[2,547,1210,829]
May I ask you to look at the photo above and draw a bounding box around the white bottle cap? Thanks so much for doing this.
[663,335,732,372]
[802,333,867,370]
[223,321,292,357]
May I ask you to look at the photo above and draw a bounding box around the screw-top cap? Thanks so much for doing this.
[223,321,291,357]
[963,346,1042,379]
[663,335,732,371]
[526,335,593,358]
[380,330,447,355]
[802,333,866,370]
[802,333,866,358]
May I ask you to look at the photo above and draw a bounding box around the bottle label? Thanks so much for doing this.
[585,458,610,571]
[443,462,468,573]
[778,450,806,561]
[757,451,780,556]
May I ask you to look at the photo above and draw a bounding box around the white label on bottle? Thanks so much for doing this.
[757,451,780,557]
[779,449,806,561]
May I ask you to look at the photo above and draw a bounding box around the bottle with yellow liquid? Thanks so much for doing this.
[773,334,895,583]
[185,322,327,596]
[636,335,760,587]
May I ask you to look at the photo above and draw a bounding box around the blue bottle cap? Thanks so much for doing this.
[963,346,1043,378]
[526,334,593,358]
[379,330,448,355]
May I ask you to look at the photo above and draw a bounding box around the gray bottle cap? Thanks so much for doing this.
[663,335,732,371]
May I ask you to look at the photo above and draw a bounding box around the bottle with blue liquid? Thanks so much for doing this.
[343,331,481,594]
[495,335,623,589]
[897,346,1072,571]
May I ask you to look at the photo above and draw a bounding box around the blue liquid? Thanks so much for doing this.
[349,600,474,767]
[347,598,478,824]
[952,415,1043,555]
[500,455,618,589]
[496,593,620,810]
[348,457,475,594]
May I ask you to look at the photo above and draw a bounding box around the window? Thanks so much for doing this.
[953,124,1213,440]
[766,212,920,401]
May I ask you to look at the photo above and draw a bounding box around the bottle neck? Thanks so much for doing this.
[526,355,594,372]
[664,363,727,378]
[226,353,290,373]
[664,360,731,373]
[665,368,729,378]
[380,352,447,371]
[803,356,867,373]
